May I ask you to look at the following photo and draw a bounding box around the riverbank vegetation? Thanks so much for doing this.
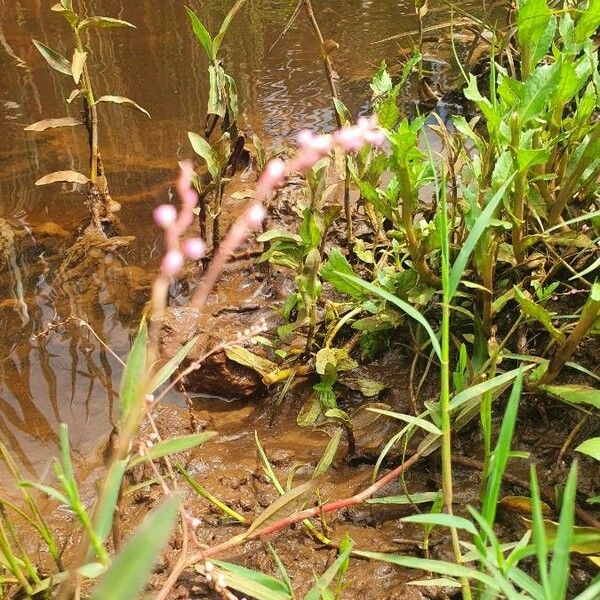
[1,0,599,598]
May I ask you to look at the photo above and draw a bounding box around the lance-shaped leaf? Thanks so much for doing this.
[212,0,247,59]
[90,496,179,600]
[119,319,148,424]
[25,117,82,132]
[514,287,565,344]
[67,89,82,104]
[32,39,72,76]
[77,17,136,31]
[95,95,150,118]
[185,7,213,58]
[208,561,292,600]
[35,170,89,186]
[188,132,220,181]
[127,432,216,468]
[245,480,316,537]
[71,49,87,84]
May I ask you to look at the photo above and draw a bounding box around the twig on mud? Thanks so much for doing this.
[156,451,424,600]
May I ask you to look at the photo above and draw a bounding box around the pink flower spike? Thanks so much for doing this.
[183,237,206,260]
[244,202,267,229]
[335,127,364,152]
[161,249,184,276]
[181,188,198,209]
[263,158,286,187]
[296,129,314,147]
[154,204,177,228]
[364,129,386,147]
[311,134,333,154]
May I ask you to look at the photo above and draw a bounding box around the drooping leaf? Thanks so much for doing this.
[188,131,220,180]
[66,88,82,103]
[19,482,68,506]
[32,39,72,75]
[35,170,89,186]
[334,272,442,360]
[575,437,600,462]
[119,319,148,425]
[90,496,179,600]
[128,432,216,468]
[366,407,441,435]
[25,117,82,132]
[185,6,213,58]
[96,96,150,118]
[71,49,87,84]
[320,250,366,300]
[245,480,316,537]
[514,287,565,344]
[77,17,136,31]
[209,560,292,600]
[538,384,600,409]
[225,347,277,378]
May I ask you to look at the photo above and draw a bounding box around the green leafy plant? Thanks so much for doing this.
[186,1,248,247]
[26,0,149,230]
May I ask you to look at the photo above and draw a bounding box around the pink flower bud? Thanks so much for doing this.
[335,127,364,151]
[183,237,206,260]
[264,158,286,185]
[181,188,198,209]
[154,204,178,228]
[296,129,314,147]
[311,134,333,154]
[364,129,386,147]
[161,249,184,276]
[244,203,266,229]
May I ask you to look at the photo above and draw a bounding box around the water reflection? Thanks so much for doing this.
[0,0,496,475]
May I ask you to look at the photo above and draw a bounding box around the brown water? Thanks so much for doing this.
[0,0,496,477]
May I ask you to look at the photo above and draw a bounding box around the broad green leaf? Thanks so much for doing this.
[370,61,393,97]
[90,496,179,600]
[210,560,292,600]
[366,407,441,435]
[71,49,87,84]
[128,432,216,468]
[517,0,555,71]
[257,229,302,244]
[246,480,316,537]
[334,272,442,360]
[320,249,365,300]
[538,384,600,409]
[514,287,565,343]
[366,491,440,505]
[25,117,81,132]
[93,460,127,545]
[32,39,71,75]
[212,0,247,60]
[332,98,351,126]
[35,170,89,186]
[297,393,321,427]
[188,131,220,181]
[185,7,213,58]
[518,63,560,123]
[77,17,136,31]
[96,96,150,118]
[575,0,600,43]
[304,535,352,600]
[147,336,199,393]
[119,319,148,425]
[225,346,277,377]
[448,175,515,299]
[313,428,342,478]
[575,437,600,462]
[401,513,478,535]
[315,347,357,375]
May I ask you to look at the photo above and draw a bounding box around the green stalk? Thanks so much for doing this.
[479,341,498,499]
[439,182,472,600]
[72,27,98,184]
[549,125,600,225]
[509,113,526,264]
[0,521,32,596]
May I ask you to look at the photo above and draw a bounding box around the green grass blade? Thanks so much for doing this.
[549,461,578,600]
[127,432,216,468]
[93,459,127,546]
[147,335,199,393]
[90,495,179,600]
[119,319,148,426]
[334,272,442,360]
[448,175,515,300]
[530,465,551,598]
[303,535,352,600]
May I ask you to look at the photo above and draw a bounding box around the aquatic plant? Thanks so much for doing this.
[25,0,149,231]
[186,1,249,248]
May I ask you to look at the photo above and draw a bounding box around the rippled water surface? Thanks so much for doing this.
[0,0,499,475]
